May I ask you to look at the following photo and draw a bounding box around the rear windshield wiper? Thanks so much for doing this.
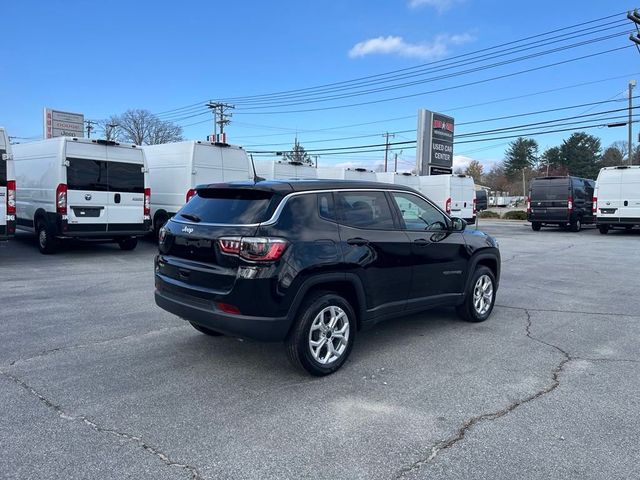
[179,213,202,222]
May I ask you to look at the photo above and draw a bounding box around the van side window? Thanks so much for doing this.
[335,191,395,229]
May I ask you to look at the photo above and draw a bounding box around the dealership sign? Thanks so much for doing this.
[416,109,455,175]
[44,108,85,139]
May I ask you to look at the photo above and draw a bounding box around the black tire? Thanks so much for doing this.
[531,222,542,231]
[118,237,138,251]
[570,218,582,232]
[36,219,58,254]
[598,225,609,235]
[456,266,496,323]
[285,291,356,376]
[189,322,224,336]
[153,214,168,242]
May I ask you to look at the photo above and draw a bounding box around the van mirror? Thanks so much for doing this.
[451,217,466,232]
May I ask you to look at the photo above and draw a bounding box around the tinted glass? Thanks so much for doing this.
[108,162,144,193]
[67,158,107,191]
[530,180,570,201]
[336,191,395,229]
[0,150,6,185]
[178,189,274,224]
[391,192,448,230]
[317,192,336,221]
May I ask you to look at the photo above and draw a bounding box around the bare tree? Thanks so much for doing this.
[464,160,483,183]
[106,109,183,145]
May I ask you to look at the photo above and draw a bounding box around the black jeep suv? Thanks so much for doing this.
[154,180,500,376]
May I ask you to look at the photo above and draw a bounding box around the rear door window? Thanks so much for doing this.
[0,150,6,185]
[530,181,570,201]
[178,189,275,224]
[335,191,395,229]
[67,158,107,191]
[108,162,144,193]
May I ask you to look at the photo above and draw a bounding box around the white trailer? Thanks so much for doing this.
[0,127,16,240]
[317,166,377,181]
[144,141,253,235]
[417,174,476,223]
[594,165,640,233]
[256,160,318,180]
[13,137,151,253]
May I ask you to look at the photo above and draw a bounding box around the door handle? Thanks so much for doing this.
[413,238,430,246]
[114,193,121,204]
[347,237,369,246]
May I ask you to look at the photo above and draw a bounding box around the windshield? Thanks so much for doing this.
[178,189,274,224]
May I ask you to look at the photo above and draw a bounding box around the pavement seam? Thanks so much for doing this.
[394,308,571,479]
[6,325,186,367]
[501,243,575,264]
[0,369,204,480]
[495,304,640,319]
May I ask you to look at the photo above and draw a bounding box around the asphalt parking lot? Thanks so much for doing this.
[1,221,639,480]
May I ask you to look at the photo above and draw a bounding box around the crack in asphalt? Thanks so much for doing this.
[395,308,571,479]
[501,243,575,264]
[0,369,203,480]
[495,304,640,318]
[7,325,186,367]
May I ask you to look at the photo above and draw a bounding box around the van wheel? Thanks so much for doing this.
[457,266,496,323]
[286,291,356,376]
[189,322,224,336]
[118,237,138,251]
[36,219,58,254]
[598,225,609,235]
[570,218,582,232]
[531,222,542,231]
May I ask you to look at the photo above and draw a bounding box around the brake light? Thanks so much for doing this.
[567,196,573,213]
[186,189,196,203]
[472,197,477,215]
[445,197,452,214]
[6,180,16,214]
[592,196,597,215]
[218,236,288,261]
[527,196,531,214]
[144,187,151,216]
[56,183,67,214]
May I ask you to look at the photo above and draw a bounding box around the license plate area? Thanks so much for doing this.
[71,206,104,218]
[599,208,617,214]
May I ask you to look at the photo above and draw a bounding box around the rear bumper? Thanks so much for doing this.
[597,218,640,226]
[154,275,290,342]
[64,221,151,238]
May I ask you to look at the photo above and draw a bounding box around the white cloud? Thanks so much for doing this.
[348,33,474,60]
[453,155,498,172]
[408,0,463,13]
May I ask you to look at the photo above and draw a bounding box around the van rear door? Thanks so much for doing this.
[596,169,622,221]
[619,168,640,221]
[530,178,571,222]
[0,151,7,235]
[450,176,464,216]
[105,159,145,228]
[66,157,109,228]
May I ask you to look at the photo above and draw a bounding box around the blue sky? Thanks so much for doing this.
[2,0,639,172]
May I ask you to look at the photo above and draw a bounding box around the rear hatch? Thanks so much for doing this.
[157,186,285,296]
[596,169,622,219]
[529,178,571,221]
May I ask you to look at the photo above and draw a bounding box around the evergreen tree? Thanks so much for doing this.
[504,138,538,177]
[284,138,313,165]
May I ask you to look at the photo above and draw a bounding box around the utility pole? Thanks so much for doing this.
[394,152,398,172]
[382,132,395,172]
[522,169,526,198]
[314,155,319,168]
[206,102,235,140]
[629,80,636,164]
[85,120,95,139]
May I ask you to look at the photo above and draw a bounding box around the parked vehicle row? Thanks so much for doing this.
[0,127,16,241]
[527,168,640,233]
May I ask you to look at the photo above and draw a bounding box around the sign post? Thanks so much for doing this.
[416,109,454,175]
[43,108,85,139]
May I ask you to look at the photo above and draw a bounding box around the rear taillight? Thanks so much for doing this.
[144,187,151,216]
[592,196,597,215]
[445,197,452,214]
[56,183,67,214]
[527,196,531,214]
[473,198,477,215]
[186,189,196,203]
[217,302,241,315]
[6,180,16,214]
[567,196,573,213]
[218,236,288,262]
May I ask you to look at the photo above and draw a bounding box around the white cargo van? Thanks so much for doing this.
[0,127,16,241]
[13,137,151,253]
[317,166,377,181]
[594,165,640,234]
[144,141,253,236]
[256,160,318,180]
[418,174,476,223]
[376,172,422,190]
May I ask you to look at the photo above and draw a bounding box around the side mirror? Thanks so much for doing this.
[451,217,466,232]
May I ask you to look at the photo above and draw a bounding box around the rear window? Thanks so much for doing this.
[108,162,144,193]
[530,180,570,201]
[67,158,143,192]
[0,150,6,185]
[178,189,274,224]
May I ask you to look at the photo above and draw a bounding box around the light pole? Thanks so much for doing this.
[629,80,636,164]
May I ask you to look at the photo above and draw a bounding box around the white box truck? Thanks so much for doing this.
[417,174,476,223]
[317,166,377,181]
[594,165,640,234]
[144,141,253,236]
[256,160,318,180]
[0,127,16,241]
[13,137,151,253]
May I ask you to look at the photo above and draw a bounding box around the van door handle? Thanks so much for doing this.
[413,238,430,246]
[624,200,628,207]
[347,238,369,246]
[114,193,121,204]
